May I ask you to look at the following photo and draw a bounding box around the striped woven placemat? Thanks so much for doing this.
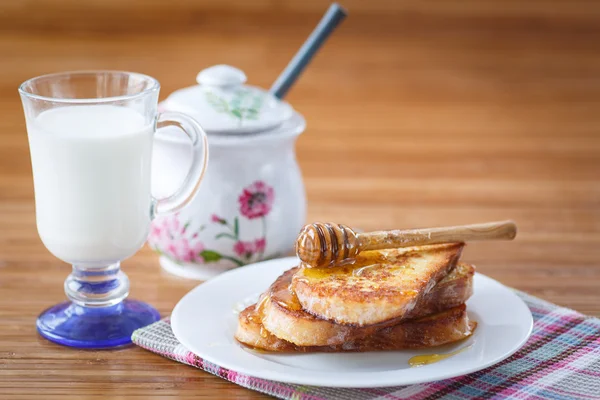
[132,291,600,399]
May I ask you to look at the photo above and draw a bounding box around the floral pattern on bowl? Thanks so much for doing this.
[148,180,277,267]
[205,90,264,124]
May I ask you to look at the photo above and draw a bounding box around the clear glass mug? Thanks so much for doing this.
[19,71,208,348]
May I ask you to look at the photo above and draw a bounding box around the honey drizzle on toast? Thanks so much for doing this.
[299,250,412,282]
[250,279,303,329]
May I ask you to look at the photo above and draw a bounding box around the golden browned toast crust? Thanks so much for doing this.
[409,262,474,318]
[292,243,465,326]
[261,263,474,346]
[235,304,476,353]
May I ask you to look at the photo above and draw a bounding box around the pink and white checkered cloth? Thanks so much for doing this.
[132,291,600,399]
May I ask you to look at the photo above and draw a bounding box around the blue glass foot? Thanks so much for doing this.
[37,299,160,349]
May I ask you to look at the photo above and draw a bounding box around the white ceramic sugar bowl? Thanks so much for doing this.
[149,65,306,280]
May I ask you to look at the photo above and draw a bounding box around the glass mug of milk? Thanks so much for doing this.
[19,71,208,348]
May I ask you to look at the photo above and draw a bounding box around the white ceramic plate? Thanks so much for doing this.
[171,257,533,388]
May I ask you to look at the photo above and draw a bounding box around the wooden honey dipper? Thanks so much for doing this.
[295,220,517,268]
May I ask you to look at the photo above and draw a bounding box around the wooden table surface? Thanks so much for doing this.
[1,1,599,398]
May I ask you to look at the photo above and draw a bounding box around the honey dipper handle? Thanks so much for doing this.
[358,220,517,251]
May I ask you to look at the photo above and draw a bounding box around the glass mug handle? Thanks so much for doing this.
[152,111,209,218]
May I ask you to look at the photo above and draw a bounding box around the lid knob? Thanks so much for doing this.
[196,65,247,87]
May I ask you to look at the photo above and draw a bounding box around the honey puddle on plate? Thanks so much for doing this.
[408,344,473,368]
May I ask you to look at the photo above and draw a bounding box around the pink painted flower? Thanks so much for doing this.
[233,240,255,258]
[149,224,162,241]
[157,214,181,237]
[181,240,205,263]
[148,214,207,264]
[211,214,227,224]
[166,243,178,259]
[238,181,274,219]
[149,215,180,243]
[164,238,205,264]
[254,238,266,253]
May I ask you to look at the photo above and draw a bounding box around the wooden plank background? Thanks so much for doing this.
[0,0,599,398]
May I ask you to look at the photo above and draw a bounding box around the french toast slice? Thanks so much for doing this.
[261,263,474,346]
[235,304,476,352]
[292,243,464,326]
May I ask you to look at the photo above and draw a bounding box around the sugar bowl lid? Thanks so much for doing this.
[161,65,294,135]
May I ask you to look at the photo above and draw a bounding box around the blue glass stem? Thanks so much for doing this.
[65,262,129,307]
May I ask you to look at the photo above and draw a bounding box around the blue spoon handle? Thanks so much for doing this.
[270,3,347,99]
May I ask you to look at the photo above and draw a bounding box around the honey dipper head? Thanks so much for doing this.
[295,223,360,268]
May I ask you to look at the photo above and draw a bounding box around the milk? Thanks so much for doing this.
[27,105,154,264]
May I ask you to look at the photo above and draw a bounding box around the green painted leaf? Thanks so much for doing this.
[231,109,242,119]
[234,217,239,237]
[221,255,245,267]
[205,92,228,112]
[182,222,190,233]
[215,233,236,240]
[200,250,222,262]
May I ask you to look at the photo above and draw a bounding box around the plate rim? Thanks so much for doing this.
[171,257,534,388]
